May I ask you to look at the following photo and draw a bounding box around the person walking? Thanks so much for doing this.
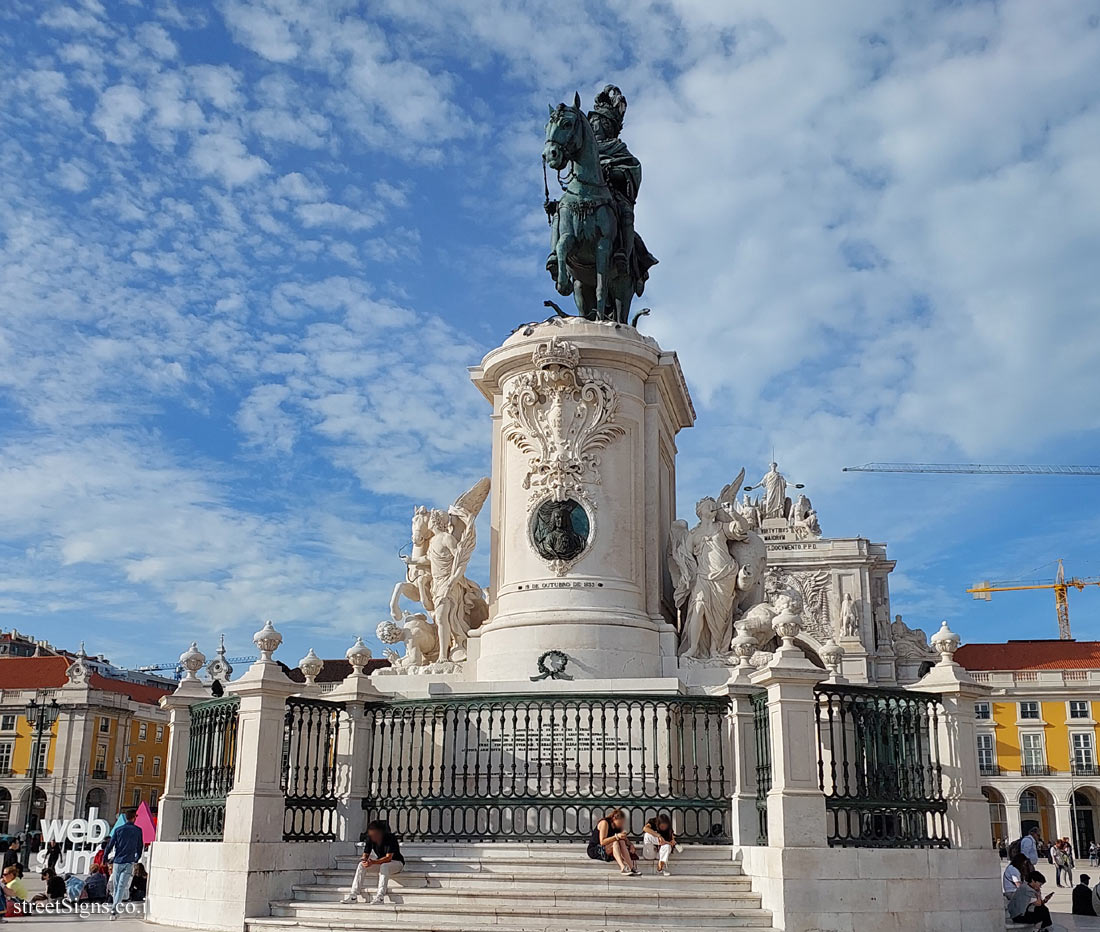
[587,809,639,876]
[44,842,62,874]
[340,821,405,905]
[642,814,678,877]
[1019,827,1042,873]
[103,810,144,919]
[1053,840,1071,887]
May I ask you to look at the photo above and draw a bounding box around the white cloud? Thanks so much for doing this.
[220,0,299,62]
[53,160,89,192]
[274,172,326,201]
[135,22,178,59]
[91,83,146,144]
[190,130,271,185]
[295,201,380,231]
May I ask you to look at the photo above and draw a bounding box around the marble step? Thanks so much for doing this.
[387,843,733,860]
[265,900,774,929]
[293,881,762,905]
[335,851,737,870]
[330,857,741,877]
[313,868,752,892]
[250,918,770,932]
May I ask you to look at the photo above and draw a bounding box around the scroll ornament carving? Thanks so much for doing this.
[503,337,625,511]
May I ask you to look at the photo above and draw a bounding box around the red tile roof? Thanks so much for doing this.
[955,640,1100,672]
[0,656,69,688]
[0,656,170,705]
[88,673,171,705]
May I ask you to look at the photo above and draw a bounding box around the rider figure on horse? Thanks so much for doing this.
[586,85,657,297]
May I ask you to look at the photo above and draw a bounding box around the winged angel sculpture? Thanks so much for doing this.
[668,469,768,662]
[379,478,491,670]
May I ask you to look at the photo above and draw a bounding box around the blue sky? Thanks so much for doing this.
[2,0,1099,670]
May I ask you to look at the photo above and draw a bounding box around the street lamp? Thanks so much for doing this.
[23,693,60,866]
[115,755,132,816]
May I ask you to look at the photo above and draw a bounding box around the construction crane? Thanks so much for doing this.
[968,560,1100,640]
[843,463,1100,475]
[137,655,256,680]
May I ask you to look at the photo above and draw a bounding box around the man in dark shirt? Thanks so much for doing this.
[104,810,145,917]
[2,841,21,872]
[1073,873,1097,916]
[340,821,404,905]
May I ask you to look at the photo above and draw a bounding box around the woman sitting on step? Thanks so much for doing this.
[642,813,678,877]
[341,821,405,905]
[587,809,640,876]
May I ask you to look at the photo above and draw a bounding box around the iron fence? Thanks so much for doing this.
[181,695,240,841]
[815,684,949,848]
[282,696,344,841]
[751,691,771,845]
[361,693,732,843]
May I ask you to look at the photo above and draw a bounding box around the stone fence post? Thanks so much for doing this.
[156,643,210,842]
[748,611,827,848]
[726,633,762,847]
[907,621,994,850]
[223,622,299,846]
[327,637,383,845]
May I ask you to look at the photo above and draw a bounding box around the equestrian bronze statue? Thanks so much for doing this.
[543,86,658,324]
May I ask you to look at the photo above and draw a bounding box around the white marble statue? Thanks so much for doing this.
[388,477,491,664]
[389,506,432,621]
[789,493,822,539]
[736,492,761,530]
[873,598,892,650]
[377,612,440,668]
[747,462,788,519]
[890,614,936,659]
[668,469,768,661]
[838,592,861,638]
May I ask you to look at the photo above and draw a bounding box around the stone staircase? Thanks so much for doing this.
[245,842,775,932]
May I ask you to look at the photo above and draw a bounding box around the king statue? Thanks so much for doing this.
[543,85,658,324]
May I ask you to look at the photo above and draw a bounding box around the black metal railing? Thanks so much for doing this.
[751,691,771,845]
[1072,762,1100,776]
[1021,763,1053,776]
[282,697,344,841]
[361,693,732,843]
[181,695,240,841]
[815,684,949,849]
[91,769,107,780]
[979,763,1003,777]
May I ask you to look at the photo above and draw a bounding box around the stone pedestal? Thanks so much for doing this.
[468,318,694,682]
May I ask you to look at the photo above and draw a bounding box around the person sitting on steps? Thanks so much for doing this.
[1006,870,1054,930]
[642,813,678,877]
[341,820,405,905]
[587,808,639,876]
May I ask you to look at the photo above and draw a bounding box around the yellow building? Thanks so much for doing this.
[957,639,1100,851]
[0,650,171,834]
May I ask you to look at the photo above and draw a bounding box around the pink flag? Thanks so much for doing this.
[134,801,157,844]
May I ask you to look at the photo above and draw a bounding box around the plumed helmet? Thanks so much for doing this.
[589,84,627,134]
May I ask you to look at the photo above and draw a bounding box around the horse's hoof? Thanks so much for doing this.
[556,281,572,297]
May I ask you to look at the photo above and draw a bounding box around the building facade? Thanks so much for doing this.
[957,639,1100,851]
[0,649,171,834]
